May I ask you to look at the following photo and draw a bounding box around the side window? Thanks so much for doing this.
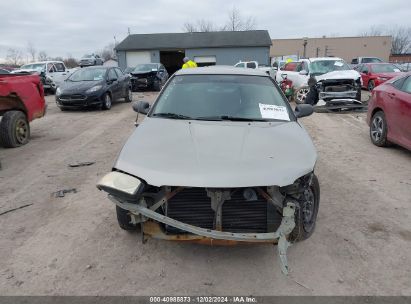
[47,63,56,73]
[108,69,117,80]
[115,68,123,78]
[400,76,411,93]
[362,65,369,73]
[392,77,406,90]
[296,62,303,72]
[235,63,245,68]
[54,63,65,72]
[351,58,358,64]
[246,62,257,69]
[302,62,309,72]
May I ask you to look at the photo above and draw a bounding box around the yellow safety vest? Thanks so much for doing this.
[182,60,197,69]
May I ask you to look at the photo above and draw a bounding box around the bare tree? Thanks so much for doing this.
[359,25,383,37]
[183,7,256,32]
[224,7,256,31]
[100,43,116,61]
[183,22,198,33]
[183,19,216,32]
[6,48,22,66]
[63,54,78,68]
[26,41,36,62]
[38,51,48,61]
[389,26,411,54]
[360,25,411,54]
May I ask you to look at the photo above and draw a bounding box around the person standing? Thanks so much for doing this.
[182,57,197,69]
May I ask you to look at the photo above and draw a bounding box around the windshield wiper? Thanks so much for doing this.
[195,116,270,122]
[151,113,193,120]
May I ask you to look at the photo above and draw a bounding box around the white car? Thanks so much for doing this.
[234,61,276,78]
[275,57,362,104]
[12,61,75,91]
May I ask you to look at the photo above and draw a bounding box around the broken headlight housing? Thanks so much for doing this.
[97,171,145,200]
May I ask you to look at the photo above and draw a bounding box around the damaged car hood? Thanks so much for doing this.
[315,70,360,82]
[114,118,317,188]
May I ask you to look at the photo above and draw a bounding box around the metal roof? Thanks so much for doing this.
[174,66,269,76]
[115,31,271,51]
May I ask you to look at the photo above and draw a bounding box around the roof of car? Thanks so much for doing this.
[174,66,270,76]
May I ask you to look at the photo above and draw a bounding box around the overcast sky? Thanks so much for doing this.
[0,0,410,62]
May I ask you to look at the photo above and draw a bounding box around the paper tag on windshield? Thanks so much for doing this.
[259,103,290,121]
[334,61,344,67]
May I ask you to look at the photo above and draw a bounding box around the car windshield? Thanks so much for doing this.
[151,75,292,122]
[124,67,134,73]
[371,64,401,73]
[362,57,382,63]
[309,60,350,75]
[68,68,106,81]
[83,54,93,58]
[20,63,45,72]
[134,64,158,72]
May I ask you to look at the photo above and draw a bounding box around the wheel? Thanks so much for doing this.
[0,111,30,148]
[370,111,389,147]
[294,86,310,104]
[59,106,69,111]
[125,87,132,103]
[153,80,162,92]
[368,80,375,92]
[101,93,112,110]
[116,206,141,231]
[290,174,320,242]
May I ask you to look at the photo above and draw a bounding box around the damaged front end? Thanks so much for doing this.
[317,78,361,101]
[97,171,319,275]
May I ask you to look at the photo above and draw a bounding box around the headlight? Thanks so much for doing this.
[97,171,144,200]
[86,85,102,93]
[56,87,61,96]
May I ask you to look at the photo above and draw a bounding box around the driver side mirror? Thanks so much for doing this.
[294,104,314,118]
[299,70,308,75]
[132,100,150,115]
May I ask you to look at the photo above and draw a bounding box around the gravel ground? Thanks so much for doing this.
[0,91,410,296]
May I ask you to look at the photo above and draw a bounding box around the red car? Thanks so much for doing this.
[367,72,411,150]
[357,63,403,91]
[281,62,298,71]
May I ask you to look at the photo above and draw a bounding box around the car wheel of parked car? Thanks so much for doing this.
[116,206,141,231]
[294,86,310,104]
[153,80,162,92]
[368,80,375,92]
[370,111,389,147]
[0,110,30,148]
[125,87,132,103]
[290,174,320,242]
[102,93,112,110]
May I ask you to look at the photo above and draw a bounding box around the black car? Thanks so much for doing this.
[130,63,168,91]
[79,54,104,67]
[55,66,131,111]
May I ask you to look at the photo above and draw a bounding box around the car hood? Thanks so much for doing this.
[114,118,317,188]
[59,80,102,93]
[315,70,360,82]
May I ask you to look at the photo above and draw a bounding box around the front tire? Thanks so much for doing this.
[368,80,375,92]
[116,206,140,231]
[370,111,389,147]
[294,86,310,104]
[290,175,320,242]
[101,93,112,110]
[125,87,132,102]
[0,111,30,148]
[153,79,162,92]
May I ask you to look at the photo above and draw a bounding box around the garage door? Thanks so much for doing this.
[194,56,216,64]
[126,51,151,67]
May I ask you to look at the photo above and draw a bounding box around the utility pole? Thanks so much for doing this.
[316,47,320,57]
[113,35,117,46]
[302,37,308,58]
[324,45,328,57]
[128,27,131,35]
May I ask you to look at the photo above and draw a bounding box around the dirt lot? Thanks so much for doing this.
[0,92,410,296]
